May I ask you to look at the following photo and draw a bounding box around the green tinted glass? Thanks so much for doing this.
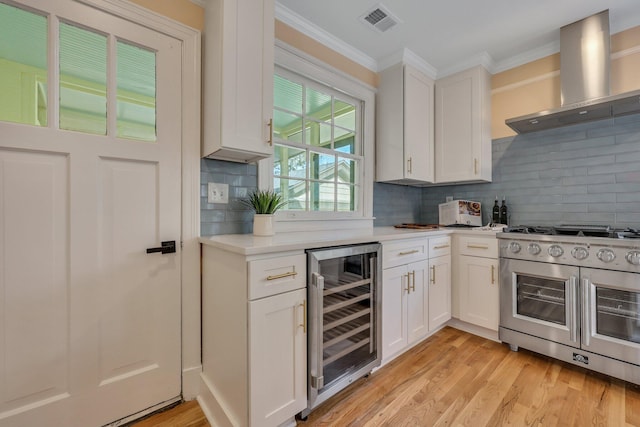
[273,109,303,141]
[310,151,335,181]
[274,145,306,179]
[274,74,302,114]
[305,87,331,122]
[274,178,306,210]
[117,41,156,141]
[311,182,335,211]
[0,3,47,126]
[334,99,356,130]
[59,23,107,135]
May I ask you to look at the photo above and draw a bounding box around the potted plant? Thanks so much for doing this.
[242,189,287,236]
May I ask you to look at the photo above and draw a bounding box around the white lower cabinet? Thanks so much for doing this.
[454,234,500,331]
[428,254,451,330]
[200,246,307,427]
[249,288,307,427]
[382,260,429,361]
[381,235,451,363]
[459,255,499,330]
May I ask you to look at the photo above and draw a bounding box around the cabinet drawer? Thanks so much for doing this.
[458,236,498,258]
[383,238,428,268]
[429,236,451,258]
[248,254,306,300]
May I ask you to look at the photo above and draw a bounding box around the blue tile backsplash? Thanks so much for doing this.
[200,113,640,235]
[200,158,257,236]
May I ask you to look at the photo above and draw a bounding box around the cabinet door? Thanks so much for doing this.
[404,65,434,182]
[407,259,429,345]
[434,66,490,183]
[459,255,499,331]
[203,0,274,161]
[249,288,306,427]
[429,254,451,331]
[382,265,408,360]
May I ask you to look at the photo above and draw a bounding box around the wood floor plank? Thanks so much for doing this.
[133,327,640,427]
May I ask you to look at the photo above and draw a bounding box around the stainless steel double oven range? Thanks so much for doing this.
[498,225,640,385]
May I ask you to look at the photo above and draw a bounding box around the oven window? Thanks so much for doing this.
[596,288,640,344]
[516,275,566,325]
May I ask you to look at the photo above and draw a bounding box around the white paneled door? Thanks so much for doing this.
[0,0,182,426]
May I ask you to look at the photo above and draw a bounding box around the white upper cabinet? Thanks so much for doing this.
[435,65,491,183]
[376,63,435,183]
[202,0,275,162]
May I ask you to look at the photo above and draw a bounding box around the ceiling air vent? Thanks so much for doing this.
[360,4,401,33]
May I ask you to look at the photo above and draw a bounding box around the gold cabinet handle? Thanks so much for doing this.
[433,244,450,250]
[491,265,495,284]
[409,271,416,292]
[266,271,297,281]
[430,265,436,284]
[404,273,411,293]
[407,157,412,174]
[474,158,478,174]
[267,118,273,146]
[299,300,306,333]
[398,249,419,256]
[467,244,489,249]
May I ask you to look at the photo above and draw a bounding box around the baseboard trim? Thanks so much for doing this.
[197,373,236,427]
[182,365,202,400]
[447,318,500,342]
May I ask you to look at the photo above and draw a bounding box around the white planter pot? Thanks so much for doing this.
[253,214,275,236]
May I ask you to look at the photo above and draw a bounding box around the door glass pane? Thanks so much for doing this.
[117,41,156,141]
[0,3,47,126]
[596,288,640,344]
[59,22,107,135]
[516,275,566,325]
[317,251,376,388]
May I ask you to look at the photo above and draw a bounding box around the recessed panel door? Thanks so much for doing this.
[0,0,182,425]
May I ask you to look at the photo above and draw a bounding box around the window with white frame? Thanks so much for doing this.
[272,66,364,214]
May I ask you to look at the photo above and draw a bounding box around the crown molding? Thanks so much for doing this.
[189,0,205,7]
[492,41,559,74]
[275,2,378,72]
[437,51,496,78]
[378,48,437,79]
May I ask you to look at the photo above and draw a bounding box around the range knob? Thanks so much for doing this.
[571,247,589,260]
[548,244,564,258]
[509,242,522,253]
[527,243,541,255]
[625,250,640,265]
[597,248,616,263]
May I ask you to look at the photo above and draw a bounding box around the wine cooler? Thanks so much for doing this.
[302,243,381,418]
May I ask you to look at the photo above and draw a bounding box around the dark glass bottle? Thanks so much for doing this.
[499,197,508,225]
[492,196,500,224]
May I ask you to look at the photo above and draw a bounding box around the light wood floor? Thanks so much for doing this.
[133,327,640,426]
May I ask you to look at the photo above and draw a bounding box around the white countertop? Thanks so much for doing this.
[199,226,502,256]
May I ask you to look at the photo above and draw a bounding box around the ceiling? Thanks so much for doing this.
[275,0,640,78]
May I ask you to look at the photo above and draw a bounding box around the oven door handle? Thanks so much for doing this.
[569,276,578,343]
[582,277,591,347]
[310,272,325,390]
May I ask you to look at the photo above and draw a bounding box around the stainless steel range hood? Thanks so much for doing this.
[506,10,640,134]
